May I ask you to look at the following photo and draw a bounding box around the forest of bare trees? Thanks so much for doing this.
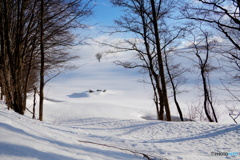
[0,0,239,122]
[108,0,239,122]
[0,0,93,120]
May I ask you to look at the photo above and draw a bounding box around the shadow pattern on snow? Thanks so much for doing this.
[45,97,64,102]
[150,124,240,143]
[63,117,240,145]
[0,142,77,160]
[0,122,142,160]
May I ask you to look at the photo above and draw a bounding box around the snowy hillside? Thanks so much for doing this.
[1,104,240,160]
[0,54,240,160]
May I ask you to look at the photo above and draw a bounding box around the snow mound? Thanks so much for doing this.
[68,91,90,98]
[67,90,108,98]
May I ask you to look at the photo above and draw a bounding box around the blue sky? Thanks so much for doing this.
[90,0,123,27]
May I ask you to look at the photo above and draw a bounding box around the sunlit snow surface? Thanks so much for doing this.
[0,56,240,160]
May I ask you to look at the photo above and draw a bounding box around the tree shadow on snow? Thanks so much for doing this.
[0,142,77,160]
[45,97,64,102]
[152,124,240,143]
[0,123,141,160]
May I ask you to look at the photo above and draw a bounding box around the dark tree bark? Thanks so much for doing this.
[2,0,24,114]
[39,0,45,121]
[33,86,37,119]
[150,0,171,121]
[137,0,164,120]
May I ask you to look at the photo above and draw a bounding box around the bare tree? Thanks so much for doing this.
[179,0,240,120]
[161,26,187,121]
[186,27,218,122]
[164,53,187,121]
[180,0,240,82]
[38,0,94,121]
[150,0,171,121]
[109,0,185,121]
[181,0,240,51]
[96,53,103,62]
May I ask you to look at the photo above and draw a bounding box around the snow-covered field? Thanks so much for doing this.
[0,52,240,160]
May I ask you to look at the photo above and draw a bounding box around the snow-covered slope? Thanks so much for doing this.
[1,104,240,160]
[0,55,240,160]
[42,59,154,122]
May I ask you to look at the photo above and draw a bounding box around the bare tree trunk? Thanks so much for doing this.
[165,54,184,121]
[39,0,44,121]
[3,0,11,106]
[150,0,171,121]
[0,12,3,101]
[3,0,19,112]
[193,29,218,122]
[1,0,25,114]
[33,86,36,119]
[139,2,164,120]
[148,67,162,120]
[15,0,25,115]
[0,6,3,101]
[201,70,213,122]
[200,70,218,122]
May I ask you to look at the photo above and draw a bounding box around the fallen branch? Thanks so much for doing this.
[77,140,166,160]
